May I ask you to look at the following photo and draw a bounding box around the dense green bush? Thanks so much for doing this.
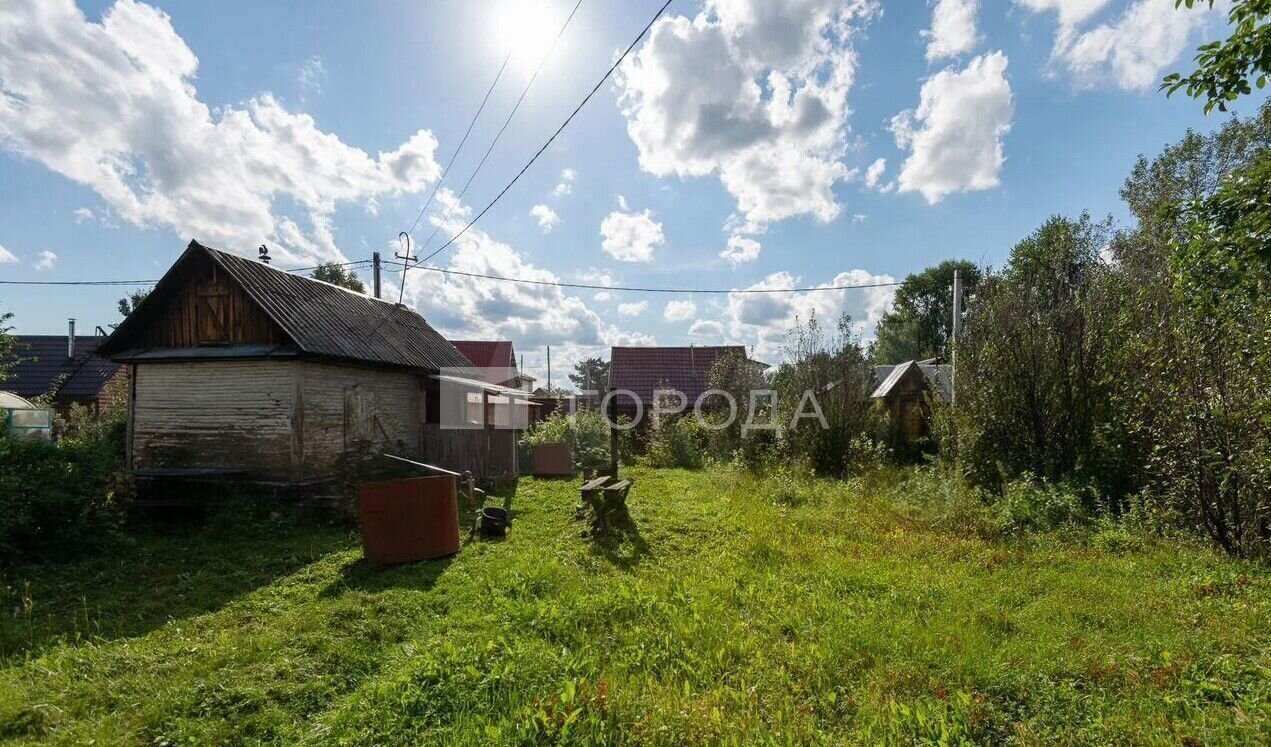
[0,410,131,561]
[644,416,706,469]
[520,409,626,471]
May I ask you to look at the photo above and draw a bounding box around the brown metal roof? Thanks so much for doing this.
[608,345,758,405]
[102,241,473,372]
[3,335,122,402]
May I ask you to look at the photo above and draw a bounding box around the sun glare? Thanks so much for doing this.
[489,0,566,76]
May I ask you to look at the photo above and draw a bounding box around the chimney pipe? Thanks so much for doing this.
[67,318,76,359]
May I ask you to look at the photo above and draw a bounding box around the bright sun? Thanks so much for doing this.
[489,0,566,76]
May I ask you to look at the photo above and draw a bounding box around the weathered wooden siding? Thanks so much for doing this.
[296,362,423,480]
[139,256,286,349]
[422,424,518,480]
[131,360,298,479]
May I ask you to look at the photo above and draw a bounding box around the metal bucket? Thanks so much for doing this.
[480,506,509,538]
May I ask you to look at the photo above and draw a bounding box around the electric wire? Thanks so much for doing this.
[415,0,676,267]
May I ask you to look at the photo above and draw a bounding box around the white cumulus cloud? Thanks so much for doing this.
[664,299,698,322]
[688,319,725,338]
[890,51,1014,204]
[618,301,648,316]
[864,157,887,189]
[600,207,664,263]
[726,268,897,361]
[34,250,57,270]
[1012,0,1112,28]
[719,235,761,265]
[1053,0,1218,91]
[0,243,17,264]
[615,0,880,232]
[0,0,442,266]
[924,0,980,61]
[402,189,653,385]
[552,168,576,197]
[530,203,559,234]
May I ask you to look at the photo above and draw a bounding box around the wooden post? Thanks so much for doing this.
[372,252,382,299]
[608,388,619,479]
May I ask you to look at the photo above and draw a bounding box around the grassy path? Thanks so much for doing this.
[1,469,1268,744]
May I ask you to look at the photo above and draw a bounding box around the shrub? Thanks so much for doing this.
[992,476,1092,534]
[0,415,132,561]
[645,416,706,470]
[521,409,624,471]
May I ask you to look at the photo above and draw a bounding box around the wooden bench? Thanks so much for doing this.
[579,475,633,532]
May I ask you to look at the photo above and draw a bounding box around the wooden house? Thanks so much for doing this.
[99,240,521,486]
[870,359,951,446]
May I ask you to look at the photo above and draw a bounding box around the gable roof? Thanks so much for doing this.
[450,340,516,384]
[100,241,473,372]
[3,335,122,402]
[871,360,952,401]
[609,345,757,405]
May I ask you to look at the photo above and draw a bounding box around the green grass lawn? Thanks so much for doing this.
[1,468,1268,745]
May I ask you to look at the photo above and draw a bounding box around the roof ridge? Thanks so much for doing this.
[200,243,398,306]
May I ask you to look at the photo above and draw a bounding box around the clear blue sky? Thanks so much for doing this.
[0,0,1262,380]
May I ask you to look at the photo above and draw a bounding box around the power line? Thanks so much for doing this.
[413,0,587,259]
[417,0,674,266]
[383,260,902,295]
[402,43,516,238]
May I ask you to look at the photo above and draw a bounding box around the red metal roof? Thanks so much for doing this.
[608,345,752,405]
[449,340,516,385]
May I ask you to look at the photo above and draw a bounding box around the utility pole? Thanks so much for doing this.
[951,269,963,405]
[546,345,552,393]
[372,252,382,300]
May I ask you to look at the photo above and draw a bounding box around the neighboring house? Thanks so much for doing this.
[3,327,126,410]
[449,340,536,391]
[870,358,951,445]
[608,345,768,422]
[99,240,522,485]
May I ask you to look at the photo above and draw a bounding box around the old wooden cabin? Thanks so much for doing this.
[99,240,521,488]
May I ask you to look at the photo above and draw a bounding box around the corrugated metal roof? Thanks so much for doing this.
[609,345,758,405]
[870,360,952,401]
[102,241,473,372]
[449,340,517,385]
[3,335,122,401]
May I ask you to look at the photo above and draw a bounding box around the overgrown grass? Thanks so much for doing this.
[1,468,1268,744]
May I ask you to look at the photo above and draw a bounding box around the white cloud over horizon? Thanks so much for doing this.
[725,269,897,360]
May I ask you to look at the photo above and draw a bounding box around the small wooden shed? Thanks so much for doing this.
[100,240,518,485]
[871,359,952,446]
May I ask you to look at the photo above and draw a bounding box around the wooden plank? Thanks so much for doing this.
[581,476,611,491]
[604,480,631,492]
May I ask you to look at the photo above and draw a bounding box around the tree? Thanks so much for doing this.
[1163,0,1271,113]
[568,357,610,394]
[311,262,366,293]
[954,215,1115,494]
[0,309,17,384]
[871,260,980,364]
